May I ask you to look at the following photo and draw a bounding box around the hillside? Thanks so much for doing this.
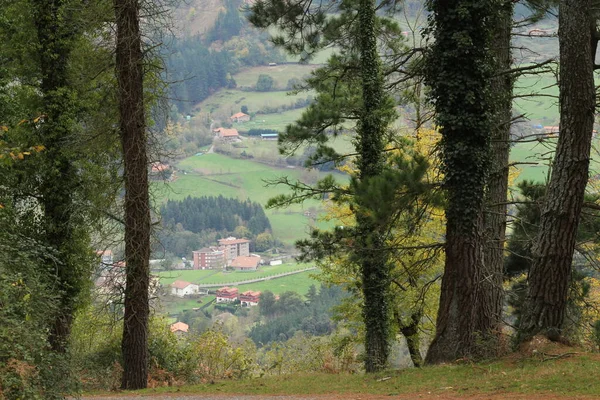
[82,345,600,399]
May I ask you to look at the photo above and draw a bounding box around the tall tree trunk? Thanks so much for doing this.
[356,0,391,372]
[424,0,495,364]
[33,0,81,353]
[519,0,595,342]
[478,0,514,353]
[114,0,151,389]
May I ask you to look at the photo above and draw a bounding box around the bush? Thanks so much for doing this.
[255,74,275,91]
[180,329,256,381]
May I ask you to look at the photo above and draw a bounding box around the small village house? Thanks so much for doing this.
[192,247,226,269]
[230,112,250,123]
[239,290,261,307]
[170,280,199,297]
[216,286,239,303]
[230,255,261,271]
[213,127,240,141]
[170,321,189,336]
[218,237,251,261]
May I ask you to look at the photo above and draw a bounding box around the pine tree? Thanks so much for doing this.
[114,0,151,389]
[519,0,596,340]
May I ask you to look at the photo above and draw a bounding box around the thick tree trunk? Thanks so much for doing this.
[424,0,494,364]
[426,221,485,362]
[519,0,595,341]
[356,0,391,373]
[114,0,151,390]
[478,0,514,353]
[33,0,80,353]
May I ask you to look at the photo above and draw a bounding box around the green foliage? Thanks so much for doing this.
[206,0,244,42]
[181,329,256,381]
[161,195,272,235]
[423,0,496,230]
[256,74,275,91]
[0,207,77,399]
[249,285,345,345]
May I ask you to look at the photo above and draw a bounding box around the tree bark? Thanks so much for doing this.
[396,310,423,367]
[519,0,595,341]
[356,0,391,372]
[424,0,495,364]
[114,0,151,389]
[33,0,81,353]
[478,0,514,353]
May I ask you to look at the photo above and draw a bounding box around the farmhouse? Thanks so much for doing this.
[170,321,189,336]
[170,280,199,297]
[218,237,251,261]
[230,112,250,123]
[230,255,261,271]
[216,286,239,303]
[239,290,261,307]
[192,247,226,270]
[213,127,240,140]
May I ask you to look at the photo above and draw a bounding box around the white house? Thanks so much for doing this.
[170,280,199,297]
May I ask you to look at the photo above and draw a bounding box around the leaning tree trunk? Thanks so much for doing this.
[114,0,151,390]
[519,0,595,342]
[424,0,495,364]
[478,0,514,354]
[396,310,424,367]
[355,0,392,372]
[33,0,82,353]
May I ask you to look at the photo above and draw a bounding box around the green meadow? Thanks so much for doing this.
[157,262,313,286]
[154,153,344,244]
[233,64,318,89]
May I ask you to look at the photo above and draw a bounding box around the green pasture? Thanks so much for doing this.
[157,263,313,286]
[510,137,600,185]
[159,295,216,315]
[513,68,558,124]
[237,108,306,132]
[224,133,355,165]
[233,64,318,89]
[235,270,319,296]
[154,153,345,244]
[198,89,312,116]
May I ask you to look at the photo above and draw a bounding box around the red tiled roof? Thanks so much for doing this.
[213,127,239,137]
[241,290,261,297]
[230,112,249,119]
[231,256,260,269]
[170,322,189,333]
[171,280,193,289]
[216,286,239,295]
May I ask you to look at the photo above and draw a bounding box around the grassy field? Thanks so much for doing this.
[198,89,312,116]
[158,295,216,315]
[157,262,313,286]
[510,137,600,185]
[235,270,318,296]
[233,64,318,89]
[89,351,600,399]
[154,153,346,244]
[514,71,559,125]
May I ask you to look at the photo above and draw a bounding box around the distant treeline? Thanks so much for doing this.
[160,195,271,236]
